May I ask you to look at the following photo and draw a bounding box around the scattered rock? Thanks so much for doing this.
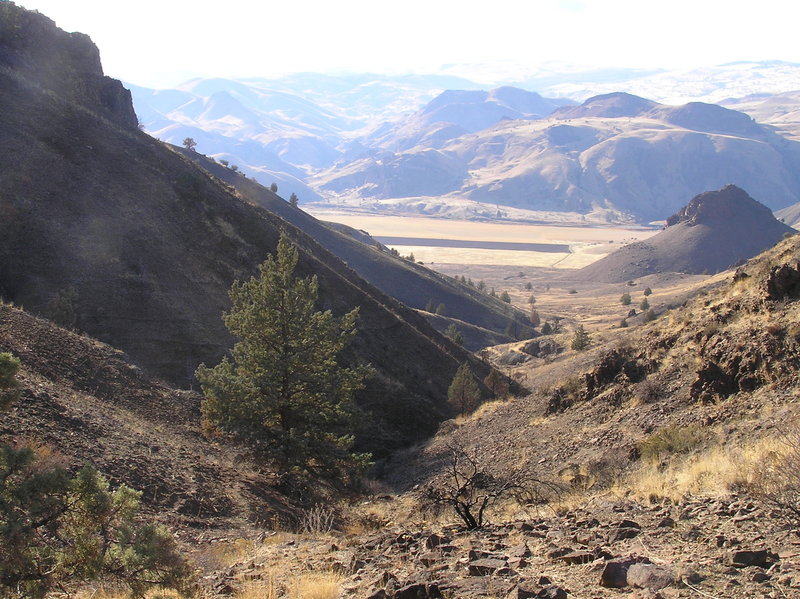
[600,556,652,588]
[626,563,675,590]
[727,549,780,568]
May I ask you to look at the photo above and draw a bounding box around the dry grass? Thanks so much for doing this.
[75,587,185,599]
[193,537,257,571]
[625,436,787,503]
[236,578,277,599]
[455,398,506,423]
[287,572,343,599]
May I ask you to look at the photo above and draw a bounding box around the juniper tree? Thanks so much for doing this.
[445,323,463,346]
[196,234,371,481]
[571,325,591,351]
[447,363,481,416]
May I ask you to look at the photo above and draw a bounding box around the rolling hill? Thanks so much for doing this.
[312,92,800,222]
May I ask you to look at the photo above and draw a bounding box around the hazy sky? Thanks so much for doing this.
[17,0,800,88]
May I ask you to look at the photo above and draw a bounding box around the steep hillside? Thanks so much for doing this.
[0,303,293,531]
[777,201,800,228]
[177,148,532,346]
[312,92,800,222]
[573,185,796,282]
[0,3,494,456]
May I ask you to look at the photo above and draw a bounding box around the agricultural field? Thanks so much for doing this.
[309,210,714,332]
[307,210,659,268]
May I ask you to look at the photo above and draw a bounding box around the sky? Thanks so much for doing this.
[16,0,800,89]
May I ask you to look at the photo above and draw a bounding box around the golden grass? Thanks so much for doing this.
[287,572,343,599]
[625,436,787,503]
[236,578,277,599]
[455,398,506,423]
[194,537,257,571]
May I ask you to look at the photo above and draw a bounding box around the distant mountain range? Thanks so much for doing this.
[312,92,800,222]
[130,63,800,223]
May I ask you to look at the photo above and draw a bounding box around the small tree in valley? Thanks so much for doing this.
[571,324,591,351]
[445,323,463,346]
[447,363,481,416]
[483,369,509,400]
[196,234,371,481]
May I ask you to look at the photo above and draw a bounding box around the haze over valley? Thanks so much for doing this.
[5,2,800,598]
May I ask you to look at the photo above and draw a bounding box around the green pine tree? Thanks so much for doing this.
[571,325,591,351]
[196,234,371,481]
[447,363,481,416]
[445,323,464,346]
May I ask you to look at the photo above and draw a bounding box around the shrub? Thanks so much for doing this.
[643,287,653,296]
[635,378,664,404]
[483,369,509,400]
[747,427,800,524]
[620,293,632,306]
[500,290,511,303]
[640,297,650,311]
[638,422,704,462]
[445,323,463,346]
[422,444,555,529]
[644,308,656,322]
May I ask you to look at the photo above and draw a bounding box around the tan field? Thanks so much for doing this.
[308,209,721,333]
[306,209,658,268]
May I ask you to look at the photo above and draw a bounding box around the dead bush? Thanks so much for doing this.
[421,443,558,529]
[635,378,665,404]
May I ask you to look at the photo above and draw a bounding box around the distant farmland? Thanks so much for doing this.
[308,210,658,267]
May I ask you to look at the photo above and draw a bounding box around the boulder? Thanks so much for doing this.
[626,563,675,590]
[600,556,652,588]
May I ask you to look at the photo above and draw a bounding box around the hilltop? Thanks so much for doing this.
[573,185,796,282]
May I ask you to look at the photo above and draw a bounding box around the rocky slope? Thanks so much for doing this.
[0,3,499,456]
[197,233,800,598]
[573,185,796,282]
[0,303,294,532]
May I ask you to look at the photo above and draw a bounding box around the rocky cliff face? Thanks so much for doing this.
[0,2,137,129]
